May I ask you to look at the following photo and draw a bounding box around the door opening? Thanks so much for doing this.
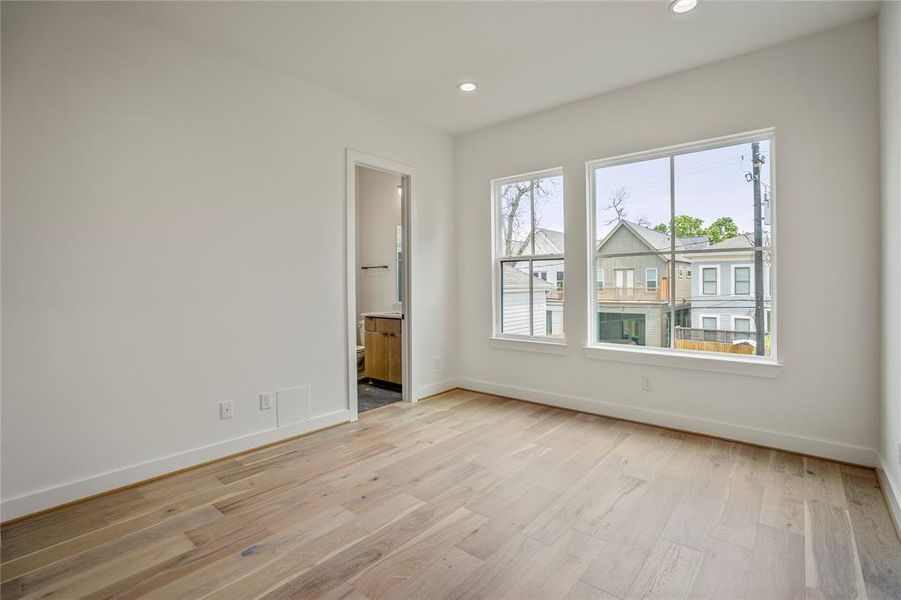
[345,151,413,420]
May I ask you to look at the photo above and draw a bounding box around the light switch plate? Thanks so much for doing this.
[260,392,272,411]
[220,401,233,420]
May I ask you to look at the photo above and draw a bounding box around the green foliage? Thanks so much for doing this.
[705,217,739,244]
[651,215,740,244]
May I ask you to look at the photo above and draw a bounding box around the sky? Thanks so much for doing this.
[595,140,772,241]
[501,139,772,250]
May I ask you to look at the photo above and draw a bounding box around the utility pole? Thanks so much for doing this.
[752,142,765,355]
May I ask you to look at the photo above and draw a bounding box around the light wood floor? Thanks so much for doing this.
[3,390,901,599]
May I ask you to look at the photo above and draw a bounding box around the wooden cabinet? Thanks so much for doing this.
[363,317,402,385]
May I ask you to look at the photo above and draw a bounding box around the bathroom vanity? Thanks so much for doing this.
[362,314,402,385]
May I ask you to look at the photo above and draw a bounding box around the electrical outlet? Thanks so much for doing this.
[260,392,272,411]
[433,357,441,371]
[220,401,233,420]
[641,376,654,392]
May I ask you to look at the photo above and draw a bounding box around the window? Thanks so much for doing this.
[589,131,775,360]
[495,169,565,340]
[734,317,752,333]
[615,268,635,288]
[733,265,751,295]
[702,267,719,296]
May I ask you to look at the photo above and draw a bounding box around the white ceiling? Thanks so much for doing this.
[117,1,879,135]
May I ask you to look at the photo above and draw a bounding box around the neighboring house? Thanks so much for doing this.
[514,228,565,337]
[500,264,559,337]
[685,234,772,344]
[595,221,706,347]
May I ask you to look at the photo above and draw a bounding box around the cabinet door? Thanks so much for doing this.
[364,331,388,380]
[387,333,402,384]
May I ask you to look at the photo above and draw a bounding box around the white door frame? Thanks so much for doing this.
[345,149,415,421]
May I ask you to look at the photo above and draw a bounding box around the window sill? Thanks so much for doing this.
[490,336,568,355]
[582,344,781,378]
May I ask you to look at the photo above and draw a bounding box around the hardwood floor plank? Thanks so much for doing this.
[842,473,901,599]
[804,499,867,600]
[380,546,483,600]
[625,538,702,600]
[687,537,752,600]
[747,524,805,600]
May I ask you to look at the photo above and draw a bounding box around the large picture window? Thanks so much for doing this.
[494,169,565,340]
[588,131,775,359]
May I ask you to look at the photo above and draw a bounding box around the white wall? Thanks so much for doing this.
[355,166,402,319]
[0,2,456,519]
[455,20,881,465]
[879,1,901,520]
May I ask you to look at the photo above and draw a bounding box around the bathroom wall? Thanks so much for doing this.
[355,166,404,320]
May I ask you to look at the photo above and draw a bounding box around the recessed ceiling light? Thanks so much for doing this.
[669,0,698,14]
[457,81,478,93]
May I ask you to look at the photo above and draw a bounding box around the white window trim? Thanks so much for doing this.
[585,127,779,373]
[701,266,721,296]
[700,314,719,330]
[597,266,605,289]
[646,267,658,290]
[731,264,754,296]
[491,166,565,347]
[732,315,754,333]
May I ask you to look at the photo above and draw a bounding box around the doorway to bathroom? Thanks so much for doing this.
[345,150,412,419]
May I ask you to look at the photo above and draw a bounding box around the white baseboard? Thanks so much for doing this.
[416,377,459,401]
[1,409,350,522]
[877,454,901,539]
[458,378,878,467]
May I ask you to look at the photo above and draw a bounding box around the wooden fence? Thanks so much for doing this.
[674,339,755,355]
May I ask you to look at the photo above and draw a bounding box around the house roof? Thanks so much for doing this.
[518,228,564,255]
[502,265,557,291]
[598,221,710,255]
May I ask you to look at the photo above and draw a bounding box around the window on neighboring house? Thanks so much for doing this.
[589,131,775,359]
[734,317,752,334]
[733,266,751,295]
[495,169,565,340]
[702,267,718,296]
[615,268,635,288]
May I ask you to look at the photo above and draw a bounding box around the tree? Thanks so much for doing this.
[672,215,706,238]
[652,223,668,234]
[500,178,554,256]
[705,216,739,244]
[602,187,629,225]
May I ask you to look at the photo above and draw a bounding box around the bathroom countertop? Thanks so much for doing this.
[361,312,403,320]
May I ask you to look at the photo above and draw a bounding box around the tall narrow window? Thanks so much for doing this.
[495,169,565,340]
[702,267,718,296]
[589,132,775,359]
[733,265,751,295]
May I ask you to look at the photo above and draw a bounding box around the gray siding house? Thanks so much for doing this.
[596,221,705,347]
[685,234,772,343]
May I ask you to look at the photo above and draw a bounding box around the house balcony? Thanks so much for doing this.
[597,284,669,303]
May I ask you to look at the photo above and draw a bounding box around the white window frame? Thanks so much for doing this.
[491,167,566,350]
[646,268,658,290]
[731,264,754,296]
[597,266,605,289]
[584,128,779,376]
[732,316,753,333]
[701,266,721,296]
[700,315,719,330]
